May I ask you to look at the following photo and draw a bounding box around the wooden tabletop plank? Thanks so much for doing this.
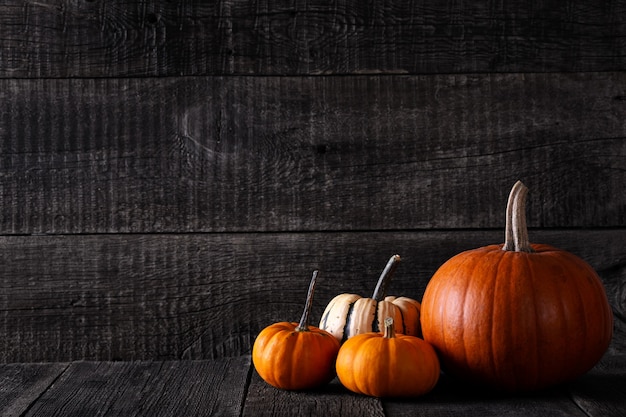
[383,373,587,417]
[0,358,621,416]
[243,372,385,417]
[22,358,250,417]
[128,359,251,417]
[0,363,67,417]
[569,354,626,417]
[24,361,163,417]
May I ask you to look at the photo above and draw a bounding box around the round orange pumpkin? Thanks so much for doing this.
[336,317,440,398]
[420,181,613,391]
[252,271,341,390]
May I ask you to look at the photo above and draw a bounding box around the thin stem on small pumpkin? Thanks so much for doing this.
[503,181,534,253]
[383,317,396,339]
[372,255,401,302]
[296,270,319,332]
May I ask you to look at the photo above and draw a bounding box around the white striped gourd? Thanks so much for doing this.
[319,255,421,343]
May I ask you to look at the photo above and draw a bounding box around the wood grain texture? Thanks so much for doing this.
[0,363,67,417]
[384,374,587,417]
[0,358,623,417]
[244,372,384,417]
[1,73,624,234]
[0,230,623,362]
[22,358,251,417]
[0,0,624,77]
[568,354,626,417]
[0,4,623,415]
[1,359,622,417]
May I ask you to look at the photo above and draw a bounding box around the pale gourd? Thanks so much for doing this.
[319,255,421,342]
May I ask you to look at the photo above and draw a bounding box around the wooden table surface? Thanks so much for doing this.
[2,354,624,417]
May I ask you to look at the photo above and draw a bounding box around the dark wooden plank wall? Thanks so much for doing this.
[0,0,624,362]
[1,0,625,76]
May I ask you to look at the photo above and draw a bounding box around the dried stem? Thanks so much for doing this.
[383,317,396,339]
[296,270,319,331]
[372,255,401,301]
[503,181,534,253]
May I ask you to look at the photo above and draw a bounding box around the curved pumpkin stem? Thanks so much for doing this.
[383,317,396,339]
[372,255,401,302]
[296,270,319,332]
[503,181,534,253]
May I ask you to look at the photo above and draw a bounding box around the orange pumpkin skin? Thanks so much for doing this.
[252,321,340,390]
[421,243,613,392]
[336,319,440,398]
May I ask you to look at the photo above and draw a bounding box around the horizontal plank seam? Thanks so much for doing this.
[1,226,624,238]
[2,69,626,81]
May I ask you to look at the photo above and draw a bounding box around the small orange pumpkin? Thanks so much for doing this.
[320,255,421,342]
[252,271,340,390]
[420,181,613,391]
[336,317,440,398]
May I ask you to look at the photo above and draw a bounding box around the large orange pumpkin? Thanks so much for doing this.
[420,181,613,391]
[252,271,341,390]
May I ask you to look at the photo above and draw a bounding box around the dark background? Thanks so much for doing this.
[0,0,624,362]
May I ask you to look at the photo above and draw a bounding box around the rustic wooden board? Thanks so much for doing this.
[0,359,621,417]
[244,372,385,417]
[0,0,624,77]
[0,358,621,417]
[22,358,250,417]
[0,230,623,362]
[0,363,67,417]
[1,73,624,234]
[0,2,623,414]
[569,354,626,417]
[383,373,587,417]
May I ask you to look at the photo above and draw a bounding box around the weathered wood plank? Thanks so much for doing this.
[0,359,621,417]
[0,359,620,417]
[0,363,67,417]
[1,73,624,234]
[246,358,626,417]
[22,358,250,417]
[384,373,587,417]
[0,0,624,77]
[0,230,623,362]
[568,354,626,417]
[244,372,384,417]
